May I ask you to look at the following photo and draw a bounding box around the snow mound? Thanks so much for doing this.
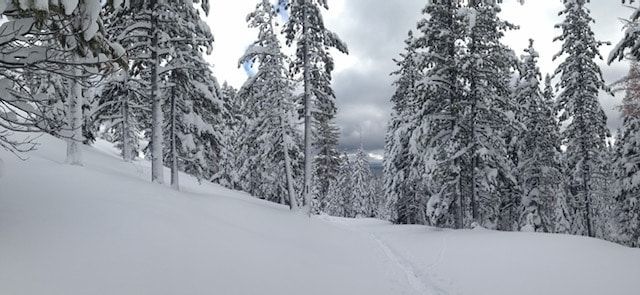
[1,134,639,295]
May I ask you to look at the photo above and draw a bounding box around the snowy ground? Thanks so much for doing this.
[1,135,639,295]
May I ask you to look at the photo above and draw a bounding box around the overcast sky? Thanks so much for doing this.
[205,0,633,158]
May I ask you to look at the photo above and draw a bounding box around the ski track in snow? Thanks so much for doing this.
[367,232,451,295]
[318,217,452,295]
[367,232,431,295]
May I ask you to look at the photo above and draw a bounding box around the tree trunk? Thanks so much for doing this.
[282,115,298,211]
[170,89,179,191]
[66,57,83,166]
[122,83,133,162]
[150,10,164,184]
[302,8,313,215]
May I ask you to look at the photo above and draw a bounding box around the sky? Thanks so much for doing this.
[205,0,633,159]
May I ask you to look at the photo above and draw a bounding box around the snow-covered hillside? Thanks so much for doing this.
[1,135,639,295]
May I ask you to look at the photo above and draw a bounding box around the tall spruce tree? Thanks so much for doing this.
[280,0,348,214]
[384,31,423,224]
[459,0,519,230]
[352,146,376,217]
[237,0,304,208]
[554,0,610,237]
[104,0,213,184]
[213,83,242,189]
[413,0,468,228]
[516,41,566,233]
[613,62,640,247]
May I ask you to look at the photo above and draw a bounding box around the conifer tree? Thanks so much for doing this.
[352,147,376,217]
[280,0,348,214]
[213,83,242,189]
[460,0,519,230]
[384,31,422,224]
[238,0,304,208]
[613,62,640,247]
[516,41,566,233]
[104,0,213,184]
[554,0,610,237]
[325,154,354,217]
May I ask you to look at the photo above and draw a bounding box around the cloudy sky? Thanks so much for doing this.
[205,0,633,158]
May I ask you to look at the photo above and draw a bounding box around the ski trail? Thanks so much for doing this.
[368,232,452,295]
[317,217,452,295]
[368,232,431,295]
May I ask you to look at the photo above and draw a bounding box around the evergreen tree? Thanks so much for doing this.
[94,70,147,162]
[554,0,610,237]
[613,62,640,247]
[163,47,222,190]
[459,0,519,230]
[237,0,304,208]
[213,83,242,189]
[412,0,468,227]
[352,147,376,217]
[104,0,213,184]
[516,41,566,233]
[280,0,348,213]
[384,30,425,225]
[312,121,341,212]
[325,154,354,217]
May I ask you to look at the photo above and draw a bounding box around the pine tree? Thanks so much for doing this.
[104,0,213,184]
[0,1,122,158]
[325,154,354,217]
[213,83,242,189]
[410,1,468,227]
[94,70,147,162]
[237,0,304,208]
[312,121,341,212]
[352,147,376,217]
[281,0,348,214]
[554,0,610,237]
[541,76,573,234]
[163,48,222,190]
[613,62,640,247]
[516,41,566,233]
[384,31,423,225]
[459,1,519,230]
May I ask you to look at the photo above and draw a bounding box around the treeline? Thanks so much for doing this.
[384,0,640,248]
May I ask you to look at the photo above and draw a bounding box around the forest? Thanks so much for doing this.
[0,0,639,255]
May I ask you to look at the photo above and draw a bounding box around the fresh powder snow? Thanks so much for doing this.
[1,135,638,295]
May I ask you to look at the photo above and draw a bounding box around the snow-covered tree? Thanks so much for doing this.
[94,70,147,162]
[613,62,640,247]
[280,0,348,214]
[554,0,611,237]
[163,49,222,190]
[213,83,242,189]
[312,120,341,212]
[237,0,304,208]
[352,147,376,217]
[406,1,468,227]
[0,1,123,160]
[384,31,424,225]
[104,0,213,184]
[325,154,354,217]
[516,41,566,233]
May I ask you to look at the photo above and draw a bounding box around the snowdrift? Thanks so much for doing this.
[1,135,639,295]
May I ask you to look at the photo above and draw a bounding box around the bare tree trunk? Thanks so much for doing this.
[150,10,164,184]
[66,57,83,166]
[122,78,133,162]
[170,89,179,191]
[282,115,298,211]
[302,8,313,215]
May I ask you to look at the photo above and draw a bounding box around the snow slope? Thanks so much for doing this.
[1,135,639,295]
